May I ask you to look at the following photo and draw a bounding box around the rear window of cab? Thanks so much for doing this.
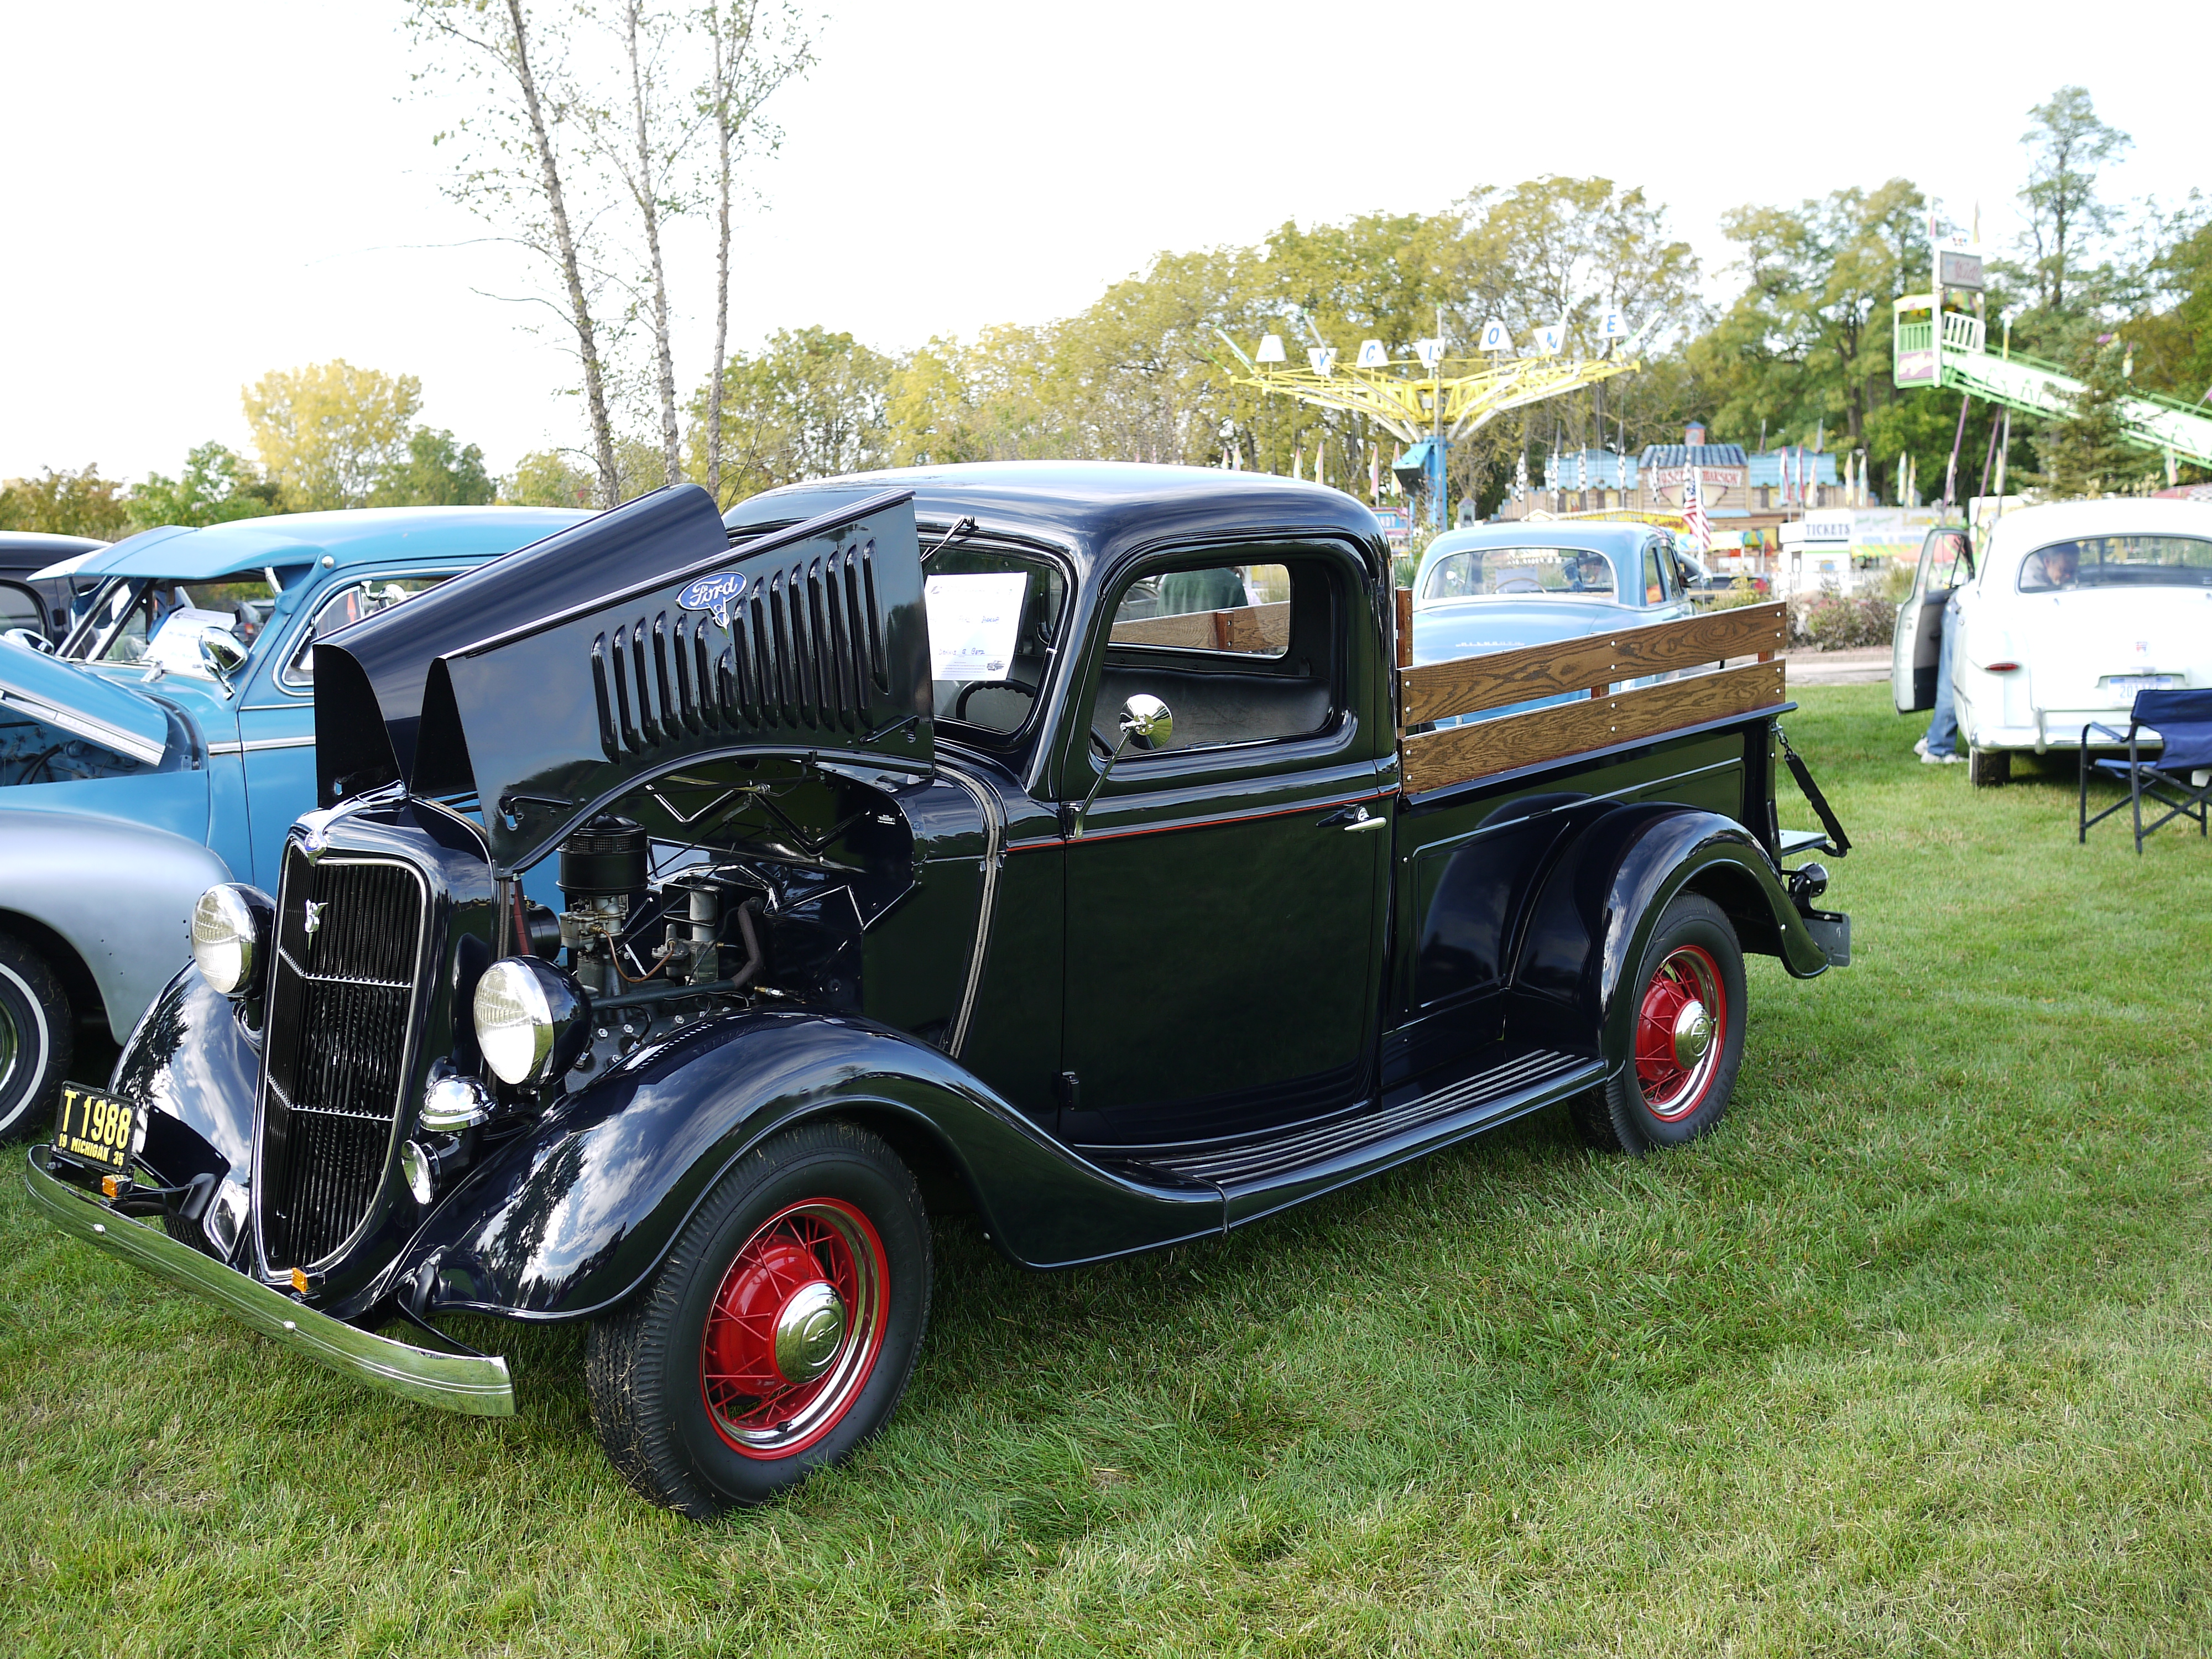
[2018,534,2212,591]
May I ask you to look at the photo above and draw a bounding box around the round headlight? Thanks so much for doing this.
[191,884,266,997]
[472,957,587,1086]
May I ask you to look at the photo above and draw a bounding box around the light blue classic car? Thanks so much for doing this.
[1410,521,1697,679]
[0,506,588,1136]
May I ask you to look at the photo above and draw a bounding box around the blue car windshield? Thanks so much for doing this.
[1423,546,1617,601]
[64,576,281,669]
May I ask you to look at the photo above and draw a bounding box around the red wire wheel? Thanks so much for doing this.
[1632,943,1727,1121]
[699,1198,889,1460]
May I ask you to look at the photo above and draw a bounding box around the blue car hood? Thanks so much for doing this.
[0,635,173,765]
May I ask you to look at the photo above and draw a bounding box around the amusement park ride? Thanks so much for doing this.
[1213,310,1642,529]
[1895,233,2212,489]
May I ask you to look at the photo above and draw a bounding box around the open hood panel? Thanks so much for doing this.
[0,636,172,767]
[316,484,930,872]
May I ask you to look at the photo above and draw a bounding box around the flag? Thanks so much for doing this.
[1681,469,1711,554]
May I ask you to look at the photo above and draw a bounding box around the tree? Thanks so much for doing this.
[0,465,132,539]
[242,361,422,511]
[129,443,281,528]
[1692,180,1928,453]
[2128,202,2212,411]
[406,0,623,506]
[2016,86,2131,315]
[507,435,669,506]
[507,447,599,508]
[701,1,812,502]
[2033,341,2152,498]
[369,428,498,506]
[688,325,890,505]
[588,0,697,488]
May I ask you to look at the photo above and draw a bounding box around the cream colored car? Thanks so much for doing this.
[1943,499,2212,785]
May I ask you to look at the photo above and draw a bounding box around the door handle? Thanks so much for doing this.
[1320,802,1390,832]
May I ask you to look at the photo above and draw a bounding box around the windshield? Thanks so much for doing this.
[1423,545,1618,601]
[64,576,280,672]
[2018,534,2212,592]
[923,546,1068,740]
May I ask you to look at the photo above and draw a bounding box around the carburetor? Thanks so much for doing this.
[556,813,646,997]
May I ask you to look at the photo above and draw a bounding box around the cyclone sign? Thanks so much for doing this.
[676,571,747,628]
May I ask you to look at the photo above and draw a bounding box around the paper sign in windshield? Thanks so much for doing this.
[925,572,1026,682]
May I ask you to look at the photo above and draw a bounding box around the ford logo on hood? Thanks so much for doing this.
[675,571,746,629]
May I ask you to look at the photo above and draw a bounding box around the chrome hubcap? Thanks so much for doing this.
[1671,1000,1713,1068]
[773,1281,847,1384]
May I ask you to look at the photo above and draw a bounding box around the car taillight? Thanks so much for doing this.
[1985,661,2021,672]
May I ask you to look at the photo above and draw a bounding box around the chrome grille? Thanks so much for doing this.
[257,847,427,1270]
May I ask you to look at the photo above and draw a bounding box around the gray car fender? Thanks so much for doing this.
[0,805,232,1041]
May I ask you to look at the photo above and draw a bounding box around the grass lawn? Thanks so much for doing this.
[4,683,2209,1657]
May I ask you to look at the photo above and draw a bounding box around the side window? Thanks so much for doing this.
[281,574,457,688]
[1084,555,1339,760]
[1924,530,1971,592]
[1642,542,1671,604]
[0,581,44,634]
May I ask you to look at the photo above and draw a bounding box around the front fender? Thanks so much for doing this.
[109,962,258,1187]
[400,1010,1222,1319]
[1511,806,1830,1067]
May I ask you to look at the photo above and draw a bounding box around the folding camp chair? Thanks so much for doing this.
[2079,687,2212,853]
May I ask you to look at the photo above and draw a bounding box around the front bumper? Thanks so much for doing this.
[24,1145,514,1417]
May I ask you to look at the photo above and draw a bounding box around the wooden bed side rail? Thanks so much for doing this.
[1399,599,1786,727]
[1401,660,1788,796]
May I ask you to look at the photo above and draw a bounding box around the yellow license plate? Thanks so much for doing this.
[53,1084,142,1172]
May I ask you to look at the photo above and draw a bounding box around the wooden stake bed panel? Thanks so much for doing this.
[1401,601,1786,726]
[1401,661,1787,796]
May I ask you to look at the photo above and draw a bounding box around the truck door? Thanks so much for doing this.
[1891,527,1972,712]
[1055,542,1390,1148]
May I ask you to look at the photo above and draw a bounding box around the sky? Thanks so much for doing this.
[3,0,2203,486]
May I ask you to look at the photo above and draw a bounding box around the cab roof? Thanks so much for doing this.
[725,461,1387,581]
[46,507,592,585]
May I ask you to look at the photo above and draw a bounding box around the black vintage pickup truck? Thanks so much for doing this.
[28,464,1848,1517]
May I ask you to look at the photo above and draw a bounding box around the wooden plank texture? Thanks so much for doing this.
[1110,601,1290,654]
[1400,660,1787,796]
[1401,600,1786,726]
[1395,587,1413,670]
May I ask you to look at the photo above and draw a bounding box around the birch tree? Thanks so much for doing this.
[586,1,697,487]
[700,2,813,501]
[405,0,623,506]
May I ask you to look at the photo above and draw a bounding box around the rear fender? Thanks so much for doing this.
[1508,806,1829,1067]
[397,1010,1221,1319]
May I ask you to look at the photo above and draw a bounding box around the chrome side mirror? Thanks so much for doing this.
[1118,693,1172,750]
[198,627,249,692]
[3,627,54,655]
[1073,695,1174,838]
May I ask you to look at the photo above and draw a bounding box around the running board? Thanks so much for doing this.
[1106,1046,1603,1228]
